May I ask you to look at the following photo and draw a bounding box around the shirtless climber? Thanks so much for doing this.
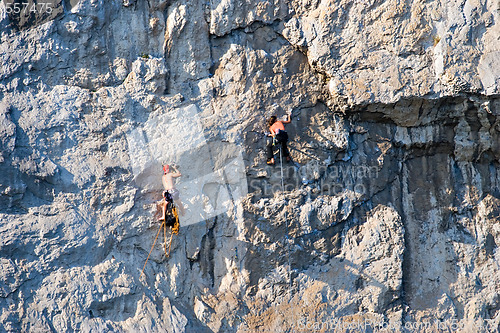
[266,111,292,165]
[162,164,185,216]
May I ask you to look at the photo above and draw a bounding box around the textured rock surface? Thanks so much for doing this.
[0,0,499,332]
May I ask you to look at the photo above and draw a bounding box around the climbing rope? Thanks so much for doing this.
[141,220,165,277]
[166,207,179,257]
[141,205,180,277]
[163,218,167,256]
[278,145,294,297]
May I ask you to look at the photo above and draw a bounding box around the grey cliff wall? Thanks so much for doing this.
[0,0,499,332]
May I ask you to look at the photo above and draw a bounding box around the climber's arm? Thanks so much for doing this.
[171,165,182,178]
[282,114,291,124]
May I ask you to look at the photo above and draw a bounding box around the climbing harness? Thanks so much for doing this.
[141,199,180,277]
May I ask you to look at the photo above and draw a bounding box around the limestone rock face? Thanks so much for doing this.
[0,0,499,332]
[283,0,500,106]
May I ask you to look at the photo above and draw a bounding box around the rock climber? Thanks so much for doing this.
[266,112,291,165]
[162,164,185,215]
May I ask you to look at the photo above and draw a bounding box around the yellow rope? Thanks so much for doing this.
[172,207,179,235]
[167,229,174,257]
[141,203,181,275]
[141,220,165,277]
[141,202,181,275]
[166,207,179,256]
[163,218,168,256]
